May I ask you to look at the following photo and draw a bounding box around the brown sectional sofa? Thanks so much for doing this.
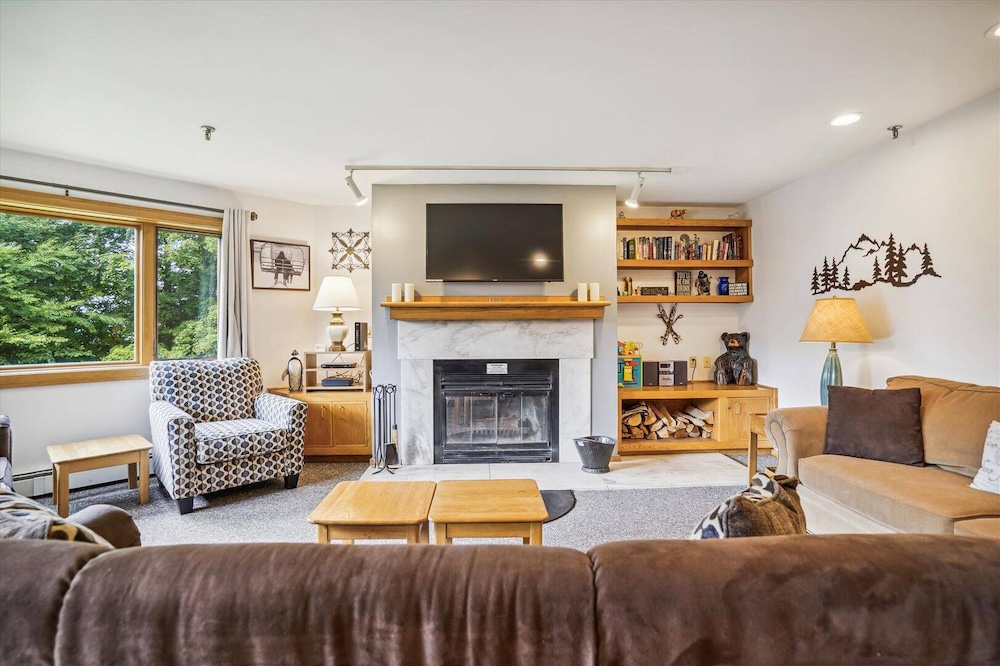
[767,376,1000,536]
[3,535,1000,665]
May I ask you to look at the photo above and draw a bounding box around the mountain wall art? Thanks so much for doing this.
[810,233,940,295]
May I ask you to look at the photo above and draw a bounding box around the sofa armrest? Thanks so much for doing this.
[69,505,141,548]
[148,401,197,498]
[255,393,307,447]
[766,407,828,477]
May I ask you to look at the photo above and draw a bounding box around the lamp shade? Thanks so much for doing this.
[312,276,361,312]
[800,296,873,343]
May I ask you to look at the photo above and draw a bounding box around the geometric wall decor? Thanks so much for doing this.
[329,228,371,272]
[810,233,940,295]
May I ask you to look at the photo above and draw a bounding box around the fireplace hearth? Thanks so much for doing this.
[434,360,559,464]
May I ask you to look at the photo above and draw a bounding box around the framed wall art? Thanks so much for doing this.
[251,239,311,290]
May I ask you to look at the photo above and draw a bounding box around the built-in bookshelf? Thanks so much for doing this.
[617,218,754,303]
[303,350,371,391]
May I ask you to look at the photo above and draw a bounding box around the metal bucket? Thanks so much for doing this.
[573,435,617,474]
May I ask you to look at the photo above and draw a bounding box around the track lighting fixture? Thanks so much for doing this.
[345,171,368,206]
[624,173,644,209]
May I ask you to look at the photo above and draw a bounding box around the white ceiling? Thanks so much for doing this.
[1,1,997,207]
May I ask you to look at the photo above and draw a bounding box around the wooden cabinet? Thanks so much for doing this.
[617,218,754,303]
[270,387,371,459]
[618,382,776,454]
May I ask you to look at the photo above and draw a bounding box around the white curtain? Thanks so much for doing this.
[217,208,253,358]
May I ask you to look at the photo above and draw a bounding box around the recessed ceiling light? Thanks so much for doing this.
[830,113,864,127]
[987,22,1000,38]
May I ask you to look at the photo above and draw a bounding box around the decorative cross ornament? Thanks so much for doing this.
[329,228,371,272]
[657,303,683,346]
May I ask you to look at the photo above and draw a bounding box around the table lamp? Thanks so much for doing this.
[313,276,361,352]
[800,296,873,405]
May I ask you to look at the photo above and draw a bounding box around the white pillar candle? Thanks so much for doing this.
[404,283,415,302]
[577,283,588,301]
[589,282,600,302]
[391,283,402,302]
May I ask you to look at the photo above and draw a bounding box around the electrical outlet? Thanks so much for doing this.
[702,356,712,369]
[688,356,697,370]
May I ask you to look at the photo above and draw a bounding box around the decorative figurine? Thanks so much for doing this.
[282,350,304,391]
[696,271,711,296]
[670,209,688,219]
[717,276,730,296]
[713,332,756,386]
[657,303,683,346]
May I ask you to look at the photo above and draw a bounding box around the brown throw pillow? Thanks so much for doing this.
[690,474,807,538]
[825,385,924,465]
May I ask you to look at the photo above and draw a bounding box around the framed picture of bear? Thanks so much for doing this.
[250,239,311,290]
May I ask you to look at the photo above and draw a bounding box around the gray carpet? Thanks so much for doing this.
[42,463,742,551]
[726,452,779,475]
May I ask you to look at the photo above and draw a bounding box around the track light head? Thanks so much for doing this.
[345,171,368,206]
[625,173,644,208]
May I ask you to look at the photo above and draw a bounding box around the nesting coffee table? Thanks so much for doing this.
[429,479,548,545]
[308,481,436,544]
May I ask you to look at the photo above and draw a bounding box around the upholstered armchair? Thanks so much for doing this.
[148,358,306,515]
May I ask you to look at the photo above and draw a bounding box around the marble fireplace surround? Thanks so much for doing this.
[397,319,593,464]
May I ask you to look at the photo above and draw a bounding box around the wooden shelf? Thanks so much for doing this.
[617,218,751,231]
[618,295,753,304]
[618,259,753,270]
[380,295,611,321]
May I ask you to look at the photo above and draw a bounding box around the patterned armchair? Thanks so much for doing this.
[148,358,306,515]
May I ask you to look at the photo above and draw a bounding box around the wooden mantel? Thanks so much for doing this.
[380,295,611,321]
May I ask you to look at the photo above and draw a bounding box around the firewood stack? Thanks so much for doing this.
[620,403,715,440]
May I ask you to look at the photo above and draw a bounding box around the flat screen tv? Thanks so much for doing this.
[426,203,564,282]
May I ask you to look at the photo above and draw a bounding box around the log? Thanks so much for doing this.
[673,429,689,439]
[629,426,644,438]
[646,431,658,440]
[650,420,666,433]
[685,415,706,427]
[624,414,643,427]
[701,428,712,438]
[685,405,714,421]
[687,429,701,438]
[643,412,658,427]
[701,424,713,433]
[622,403,648,417]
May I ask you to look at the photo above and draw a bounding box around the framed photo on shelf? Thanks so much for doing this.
[251,239,311,290]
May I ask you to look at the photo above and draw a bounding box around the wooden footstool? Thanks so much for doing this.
[430,479,548,545]
[308,481,436,544]
[47,434,151,518]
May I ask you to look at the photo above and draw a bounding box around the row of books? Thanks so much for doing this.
[619,233,743,261]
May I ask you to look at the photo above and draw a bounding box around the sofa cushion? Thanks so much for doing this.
[0,540,109,665]
[194,419,287,464]
[824,385,924,465]
[55,543,596,666]
[590,535,1000,666]
[799,454,1000,534]
[691,473,806,538]
[924,386,1000,472]
[954,517,1000,539]
[69,504,142,548]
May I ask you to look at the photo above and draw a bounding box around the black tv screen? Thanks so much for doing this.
[426,204,564,282]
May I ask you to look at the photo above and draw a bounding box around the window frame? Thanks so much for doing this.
[0,186,223,388]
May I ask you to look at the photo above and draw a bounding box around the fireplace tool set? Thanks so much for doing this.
[372,384,399,474]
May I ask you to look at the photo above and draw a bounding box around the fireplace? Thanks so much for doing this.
[434,360,559,464]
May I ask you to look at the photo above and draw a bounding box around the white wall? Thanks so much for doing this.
[742,92,1000,406]
[0,149,372,492]
[370,184,619,440]
[615,204,747,381]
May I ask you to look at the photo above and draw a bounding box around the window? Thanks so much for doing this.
[156,229,219,360]
[0,187,223,387]
[0,213,137,365]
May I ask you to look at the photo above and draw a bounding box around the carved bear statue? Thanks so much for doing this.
[713,332,756,386]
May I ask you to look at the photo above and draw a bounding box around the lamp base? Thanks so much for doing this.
[325,312,348,352]
[820,343,842,406]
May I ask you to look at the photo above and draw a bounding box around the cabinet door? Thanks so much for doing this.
[331,401,372,455]
[724,397,772,445]
[304,403,334,455]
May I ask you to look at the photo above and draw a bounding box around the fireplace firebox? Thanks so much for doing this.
[433,360,559,464]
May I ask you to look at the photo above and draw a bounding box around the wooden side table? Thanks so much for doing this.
[429,479,548,545]
[47,434,152,518]
[308,481,436,544]
[748,414,769,486]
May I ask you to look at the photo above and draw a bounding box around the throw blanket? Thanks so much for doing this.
[0,485,110,546]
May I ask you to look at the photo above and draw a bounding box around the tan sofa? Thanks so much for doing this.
[767,376,1000,537]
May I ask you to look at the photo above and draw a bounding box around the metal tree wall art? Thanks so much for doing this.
[329,228,371,272]
[657,303,683,346]
[810,233,940,295]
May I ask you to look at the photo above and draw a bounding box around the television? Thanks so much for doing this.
[426,203,564,282]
